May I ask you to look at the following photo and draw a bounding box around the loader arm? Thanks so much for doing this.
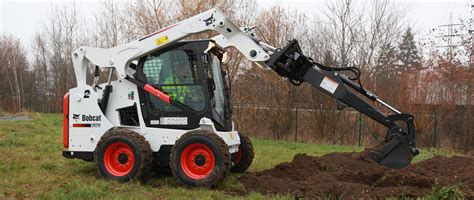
[72,8,269,85]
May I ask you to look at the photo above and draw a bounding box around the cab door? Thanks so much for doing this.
[136,43,208,130]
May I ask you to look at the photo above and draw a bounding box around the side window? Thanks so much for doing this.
[143,56,163,85]
[143,50,205,112]
[209,55,225,118]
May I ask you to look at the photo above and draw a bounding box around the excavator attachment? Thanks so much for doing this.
[264,39,419,169]
[361,114,419,169]
[364,136,417,169]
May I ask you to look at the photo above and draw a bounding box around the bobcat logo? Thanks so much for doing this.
[72,114,80,120]
[203,13,215,26]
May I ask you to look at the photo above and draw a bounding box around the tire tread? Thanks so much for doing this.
[170,130,231,187]
[230,132,254,173]
[94,129,153,182]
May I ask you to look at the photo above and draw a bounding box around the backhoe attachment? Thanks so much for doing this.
[264,39,419,169]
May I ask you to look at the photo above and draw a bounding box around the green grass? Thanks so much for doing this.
[0,113,461,199]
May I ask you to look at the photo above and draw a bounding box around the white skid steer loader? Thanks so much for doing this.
[63,8,418,187]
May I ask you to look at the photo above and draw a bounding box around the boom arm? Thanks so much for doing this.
[72,8,269,85]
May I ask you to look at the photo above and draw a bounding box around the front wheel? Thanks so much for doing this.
[94,129,153,182]
[170,130,231,187]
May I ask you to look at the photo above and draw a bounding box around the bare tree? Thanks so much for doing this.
[93,0,133,48]
[322,0,361,68]
[0,35,29,112]
[31,3,88,112]
[320,0,405,79]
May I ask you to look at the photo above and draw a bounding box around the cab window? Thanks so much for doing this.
[142,50,205,112]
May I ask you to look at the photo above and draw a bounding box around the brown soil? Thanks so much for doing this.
[240,153,474,199]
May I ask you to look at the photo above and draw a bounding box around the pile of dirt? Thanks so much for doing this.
[240,153,474,199]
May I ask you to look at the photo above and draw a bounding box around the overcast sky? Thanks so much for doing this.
[0,0,472,53]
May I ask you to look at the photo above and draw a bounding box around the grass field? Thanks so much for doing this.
[0,113,454,199]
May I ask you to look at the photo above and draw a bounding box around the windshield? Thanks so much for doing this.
[209,55,226,119]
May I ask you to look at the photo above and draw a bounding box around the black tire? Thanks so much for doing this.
[94,129,153,182]
[230,132,254,173]
[170,130,231,187]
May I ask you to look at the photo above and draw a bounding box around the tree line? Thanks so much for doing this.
[0,0,472,151]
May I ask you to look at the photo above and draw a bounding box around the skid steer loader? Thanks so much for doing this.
[62,8,419,187]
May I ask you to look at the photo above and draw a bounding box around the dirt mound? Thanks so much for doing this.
[240,153,474,199]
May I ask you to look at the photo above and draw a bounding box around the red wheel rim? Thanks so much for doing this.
[180,143,215,179]
[233,146,243,164]
[103,142,135,176]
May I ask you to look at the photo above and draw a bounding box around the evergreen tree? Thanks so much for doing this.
[374,42,399,93]
[376,43,397,71]
[397,27,422,71]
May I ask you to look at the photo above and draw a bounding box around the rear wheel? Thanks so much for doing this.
[230,133,254,173]
[170,130,231,187]
[95,129,153,182]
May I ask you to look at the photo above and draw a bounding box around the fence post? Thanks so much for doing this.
[333,109,336,144]
[358,112,363,147]
[433,111,437,148]
[294,106,298,142]
[255,105,258,138]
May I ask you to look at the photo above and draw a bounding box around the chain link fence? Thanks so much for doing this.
[233,103,453,150]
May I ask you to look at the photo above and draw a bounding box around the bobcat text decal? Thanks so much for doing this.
[72,114,101,128]
[81,114,101,122]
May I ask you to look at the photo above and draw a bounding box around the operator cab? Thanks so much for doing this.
[135,40,232,131]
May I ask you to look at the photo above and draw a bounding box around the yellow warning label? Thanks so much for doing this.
[229,131,234,140]
[155,36,169,45]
